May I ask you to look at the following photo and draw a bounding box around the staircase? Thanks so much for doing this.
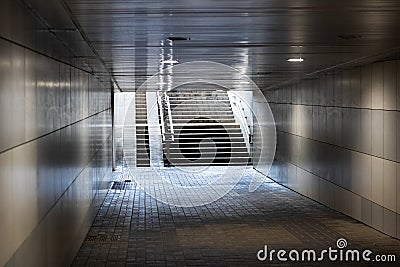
[162,90,251,166]
[135,92,150,167]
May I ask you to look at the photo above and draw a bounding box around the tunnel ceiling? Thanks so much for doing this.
[62,0,400,91]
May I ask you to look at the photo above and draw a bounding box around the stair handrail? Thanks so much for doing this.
[157,91,166,141]
[165,92,175,141]
[230,93,253,151]
[231,94,251,142]
[157,91,175,142]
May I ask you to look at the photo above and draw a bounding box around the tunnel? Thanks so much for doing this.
[1,0,400,266]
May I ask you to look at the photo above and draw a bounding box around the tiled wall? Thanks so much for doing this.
[259,60,400,239]
[0,0,112,266]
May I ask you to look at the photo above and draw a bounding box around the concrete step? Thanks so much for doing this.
[165,152,250,157]
[172,120,236,124]
[169,100,229,105]
[176,136,244,141]
[166,157,251,164]
[168,92,227,97]
[167,147,248,153]
[168,96,229,101]
[172,127,241,132]
[176,132,243,137]
[171,107,231,111]
[170,103,230,107]
[172,111,233,115]
[172,114,234,118]
[168,142,247,148]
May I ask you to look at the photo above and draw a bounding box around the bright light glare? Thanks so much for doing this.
[287,58,304,62]
[161,59,179,64]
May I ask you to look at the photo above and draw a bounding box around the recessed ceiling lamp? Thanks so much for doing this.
[287,57,304,62]
[167,36,191,41]
[160,59,179,64]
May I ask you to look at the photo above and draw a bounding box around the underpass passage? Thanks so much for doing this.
[2,0,400,266]
[72,164,400,266]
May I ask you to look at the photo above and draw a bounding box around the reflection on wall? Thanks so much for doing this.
[261,60,400,239]
[0,0,112,266]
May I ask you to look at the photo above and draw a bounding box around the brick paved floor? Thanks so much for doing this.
[72,163,400,266]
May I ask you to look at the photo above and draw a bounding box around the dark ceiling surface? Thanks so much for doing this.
[62,0,400,91]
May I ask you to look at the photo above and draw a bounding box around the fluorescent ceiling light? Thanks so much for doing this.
[161,59,179,64]
[287,57,304,62]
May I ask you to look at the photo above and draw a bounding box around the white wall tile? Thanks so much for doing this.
[361,65,372,109]
[309,173,320,201]
[325,74,334,106]
[342,108,352,149]
[397,214,400,239]
[383,111,397,161]
[352,194,362,221]
[351,152,371,199]
[371,157,384,206]
[342,149,351,190]
[12,143,38,252]
[383,160,397,212]
[360,109,372,154]
[342,71,351,108]
[383,208,397,237]
[397,164,400,214]
[319,178,334,209]
[397,61,400,111]
[351,109,361,151]
[334,185,352,217]
[333,107,342,146]
[351,67,361,108]
[361,198,372,226]
[397,112,400,162]
[0,152,14,266]
[371,110,384,157]
[371,203,384,231]
[372,62,384,109]
[383,61,397,110]
[333,72,342,106]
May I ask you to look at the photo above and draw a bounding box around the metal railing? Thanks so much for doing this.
[157,91,174,142]
[157,91,166,141]
[165,93,175,141]
[231,94,252,144]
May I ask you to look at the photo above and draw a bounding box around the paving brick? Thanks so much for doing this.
[72,165,400,266]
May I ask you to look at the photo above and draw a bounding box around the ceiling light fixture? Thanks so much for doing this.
[287,57,304,62]
[161,59,179,64]
[167,36,191,41]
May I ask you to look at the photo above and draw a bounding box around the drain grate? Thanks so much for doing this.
[86,234,121,242]
[111,181,126,190]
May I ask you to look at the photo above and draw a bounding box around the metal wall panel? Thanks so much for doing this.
[351,67,361,108]
[361,65,372,109]
[383,61,397,110]
[0,0,10,39]
[333,72,342,107]
[372,62,384,109]
[257,59,400,239]
[0,0,113,266]
[397,61,400,111]
[384,111,397,161]
[371,110,384,157]
[0,39,12,151]
[360,109,372,154]
[342,71,351,108]
[383,161,397,212]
